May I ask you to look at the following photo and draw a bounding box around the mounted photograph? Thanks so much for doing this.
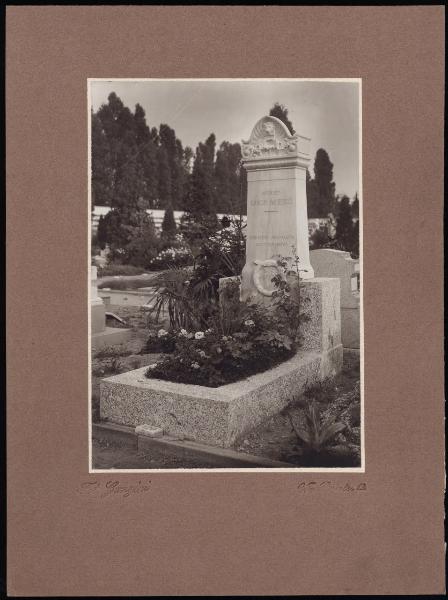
[88,78,362,471]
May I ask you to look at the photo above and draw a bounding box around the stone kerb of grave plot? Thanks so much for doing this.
[100,277,343,448]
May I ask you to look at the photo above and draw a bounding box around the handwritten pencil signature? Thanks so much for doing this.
[297,481,367,492]
[78,480,152,498]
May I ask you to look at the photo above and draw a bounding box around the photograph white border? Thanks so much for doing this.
[87,78,364,473]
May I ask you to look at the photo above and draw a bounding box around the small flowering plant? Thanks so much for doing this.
[143,328,177,354]
[149,245,193,269]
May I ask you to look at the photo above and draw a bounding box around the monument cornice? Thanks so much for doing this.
[241,115,311,171]
[242,154,310,171]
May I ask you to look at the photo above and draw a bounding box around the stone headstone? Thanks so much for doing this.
[310,249,360,349]
[240,116,314,302]
[90,266,103,304]
[91,265,106,334]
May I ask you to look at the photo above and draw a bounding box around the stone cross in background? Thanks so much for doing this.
[240,116,314,302]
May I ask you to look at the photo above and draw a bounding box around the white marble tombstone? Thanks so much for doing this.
[91,265,106,334]
[240,116,314,302]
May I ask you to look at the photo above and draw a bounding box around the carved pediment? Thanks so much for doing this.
[241,116,300,159]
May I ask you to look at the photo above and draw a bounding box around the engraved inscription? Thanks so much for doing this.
[250,197,293,207]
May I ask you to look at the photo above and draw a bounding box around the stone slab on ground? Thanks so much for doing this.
[91,327,133,351]
[100,344,343,448]
[135,424,163,438]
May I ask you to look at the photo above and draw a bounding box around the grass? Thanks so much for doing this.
[93,344,133,359]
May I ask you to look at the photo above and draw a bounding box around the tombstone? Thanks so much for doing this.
[310,249,360,349]
[91,265,106,335]
[240,116,314,302]
[90,265,132,350]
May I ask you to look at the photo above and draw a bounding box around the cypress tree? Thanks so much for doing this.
[335,196,354,251]
[269,102,295,134]
[161,203,177,243]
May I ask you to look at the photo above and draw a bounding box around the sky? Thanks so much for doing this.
[90,79,360,198]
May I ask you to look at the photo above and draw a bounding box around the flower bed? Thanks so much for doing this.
[145,325,296,387]
[145,272,303,387]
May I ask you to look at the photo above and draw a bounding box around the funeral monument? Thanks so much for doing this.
[99,117,344,448]
[240,116,314,302]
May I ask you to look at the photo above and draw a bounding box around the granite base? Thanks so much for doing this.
[100,344,343,448]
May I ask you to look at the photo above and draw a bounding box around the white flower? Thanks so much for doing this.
[179,329,188,337]
[148,363,158,370]
[158,328,168,337]
[197,350,206,358]
[222,336,228,341]
[205,329,213,334]
[244,319,255,327]
[191,362,200,369]
[216,347,222,354]
[195,331,205,340]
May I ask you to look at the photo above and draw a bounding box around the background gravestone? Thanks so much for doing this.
[91,265,106,335]
[310,249,360,349]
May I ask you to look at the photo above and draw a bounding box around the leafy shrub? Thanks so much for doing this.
[206,217,246,275]
[190,217,246,297]
[106,357,123,374]
[310,226,331,250]
[149,246,193,269]
[124,236,159,268]
[143,328,177,354]
[128,356,142,369]
[92,355,124,376]
[93,345,133,359]
[92,365,106,377]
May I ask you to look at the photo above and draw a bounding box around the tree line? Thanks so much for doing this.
[92,95,359,258]
[92,92,244,216]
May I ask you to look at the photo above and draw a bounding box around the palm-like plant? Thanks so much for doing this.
[289,402,346,453]
[149,267,208,331]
